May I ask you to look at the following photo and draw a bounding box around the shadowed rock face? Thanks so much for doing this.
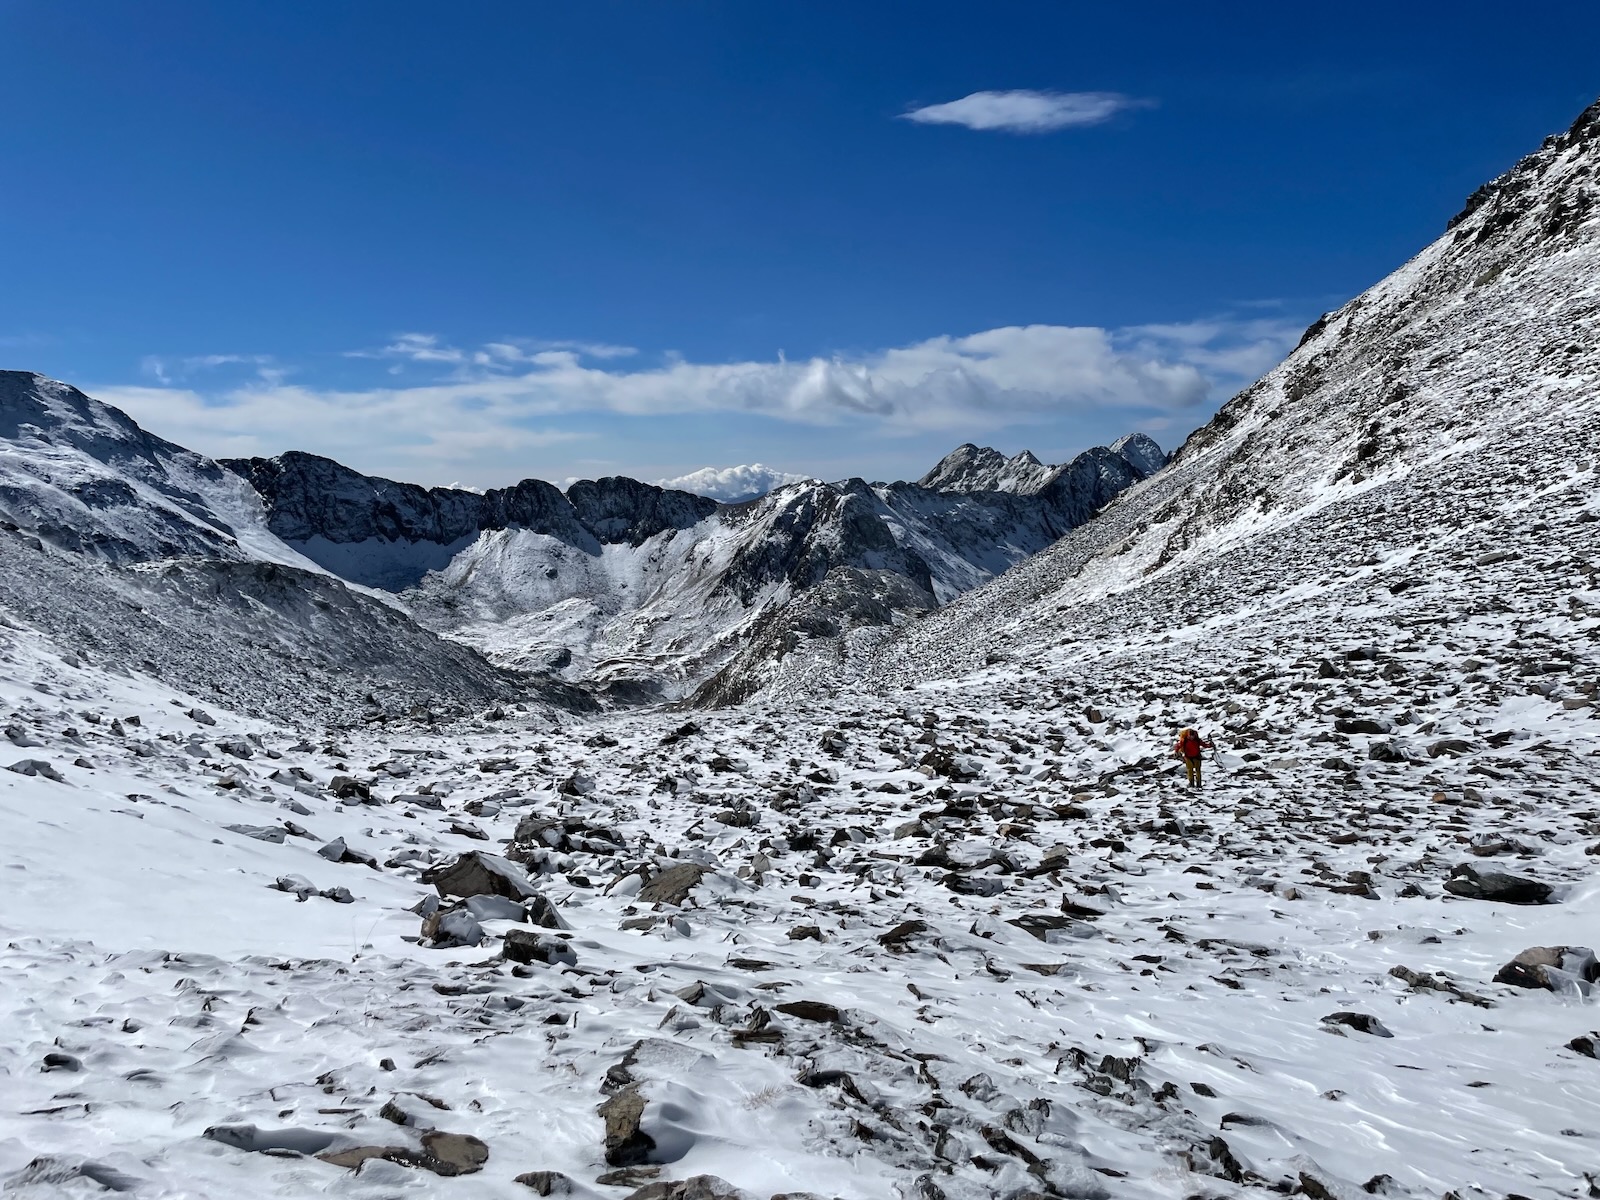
[222,452,719,587]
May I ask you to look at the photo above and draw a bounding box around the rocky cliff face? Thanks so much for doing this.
[223,451,719,589]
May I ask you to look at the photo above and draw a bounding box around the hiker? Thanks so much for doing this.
[1173,726,1214,789]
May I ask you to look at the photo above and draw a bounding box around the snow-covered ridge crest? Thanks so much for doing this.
[831,93,1600,698]
[917,433,1167,494]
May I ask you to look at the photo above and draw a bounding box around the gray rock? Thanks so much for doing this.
[879,920,931,948]
[1494,945,1599,991]
[3,1157,143,1193]
[1444,864,1553,905]
[638,863,708,906]
[1321,1011,1393,1037]
[598,1086,656,1167]
[273,874,318,901]
[317,837,379,869]
[226,824,286,843]
[418,1130,489,1176]
[775,1000,842,1024]
[1335,717,1391,735]
[6,759,64,781]
[515,1171,575,1195]
[943,872,1005,897]
[502,928,577,967]
[622,1175,755,1200]
[426,850,540,901]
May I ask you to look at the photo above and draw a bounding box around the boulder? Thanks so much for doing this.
[1444,864,1553,905]
[327,774,371,801]
[623,1176,755,1200]
[1335,717,1391,735]
[943,872,1005,897]
[879,920,931,949]
[638,863,707,906]
[516,1171,576,1195]
[502,928,577,967]
[775,1000,842,1024]
[418,1131,489,1176]
[1494,945,1599,991]
[6,759,65,781]
[317,837,378,869]
[1320,1012,1393,1037]
[598,1087,656,1167]
[422,908,485,948]
[226,824,286,843]
[427,851,540,901]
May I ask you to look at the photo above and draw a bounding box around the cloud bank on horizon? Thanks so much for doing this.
[91,316,1298,489]
[654,463,817,502]
[901,90,1153,134]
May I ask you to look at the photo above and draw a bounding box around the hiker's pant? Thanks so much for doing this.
[1183,755,1202,787]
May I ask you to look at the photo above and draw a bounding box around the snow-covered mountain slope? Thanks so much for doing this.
[918,434,1166,495]
[788,96,1600,707]
[0,371,311,566]
[411,456,1157,702]
[231,441,1160,702]
[0,373,558,724]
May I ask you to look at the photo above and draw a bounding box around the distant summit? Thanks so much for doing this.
[918,433,1166,495]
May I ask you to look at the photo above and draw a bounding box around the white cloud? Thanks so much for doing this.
[901,90,1151,134]
[654,463,816,502]
[140,353,281,386]
[353,334,640,369]
[96,316,1294,485]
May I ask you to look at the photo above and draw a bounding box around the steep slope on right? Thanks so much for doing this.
[853,96,1600,698]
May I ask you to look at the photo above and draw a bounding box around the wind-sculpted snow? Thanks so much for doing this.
[1,564,1596,1197]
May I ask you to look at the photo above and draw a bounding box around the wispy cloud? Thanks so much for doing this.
[901,89,1152,134]
[349,334,639,370]
[95,316,1295,486]
[655,463,816,502]
[140,353,283,386]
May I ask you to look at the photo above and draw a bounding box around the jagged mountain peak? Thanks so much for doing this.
[1108,431,1168,477]
[919,434,1166,495]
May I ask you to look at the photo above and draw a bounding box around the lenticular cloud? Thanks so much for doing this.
[901,90,1149,134]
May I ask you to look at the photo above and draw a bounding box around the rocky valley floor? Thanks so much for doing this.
[2,570,1597,1200]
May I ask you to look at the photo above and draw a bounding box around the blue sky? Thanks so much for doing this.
[3,1,1597,495]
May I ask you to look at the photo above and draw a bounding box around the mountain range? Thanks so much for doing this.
[0,93,1596,1200]
[0,368,1165,714]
